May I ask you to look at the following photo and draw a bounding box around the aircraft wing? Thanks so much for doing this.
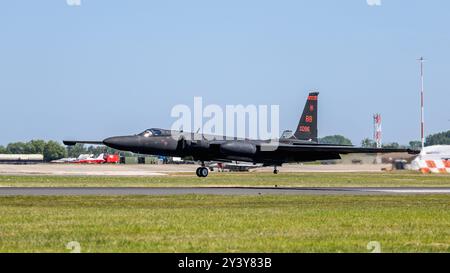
[63,140,104,146]
[274,144,420,155]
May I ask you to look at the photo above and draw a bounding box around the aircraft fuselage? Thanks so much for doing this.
[102,130,339,166]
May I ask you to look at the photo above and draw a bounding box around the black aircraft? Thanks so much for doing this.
[64,92,418,177]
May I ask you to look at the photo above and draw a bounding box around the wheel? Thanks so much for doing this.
[200,167,209,177]
[196,167,209,177]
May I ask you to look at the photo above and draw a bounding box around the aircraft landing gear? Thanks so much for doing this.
[196,162,209,177]
[273,166,279,174]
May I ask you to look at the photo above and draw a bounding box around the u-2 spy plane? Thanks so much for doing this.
[64,92,418,177]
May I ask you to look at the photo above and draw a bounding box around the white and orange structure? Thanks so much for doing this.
[411,145,450,174]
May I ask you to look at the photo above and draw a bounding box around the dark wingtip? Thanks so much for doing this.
[407,149,421,155]
[63,141,76,146]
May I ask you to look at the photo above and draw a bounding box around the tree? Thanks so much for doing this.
[409,141,422,149]
[66,143,126,158]
[361,138,376,148]
[0,145,7,154]
[382,142,401,149]
[26,140,46,154]
[6,142,28,154]
[67,144,88,158]
[87,145,108,155]
[425,130,450,146]
[319,135,352,145]
[43,141,67,162]
[86,145,124,156]
[4,140,47,154]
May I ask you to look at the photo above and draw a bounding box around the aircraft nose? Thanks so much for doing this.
[103,137,121,148]
[103,136,137,150]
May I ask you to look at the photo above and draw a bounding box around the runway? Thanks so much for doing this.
[0,163,390,176]
[1,187,450,196]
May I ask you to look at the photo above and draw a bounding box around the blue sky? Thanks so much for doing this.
[0,0,449,145]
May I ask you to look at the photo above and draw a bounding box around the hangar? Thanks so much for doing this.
[0,154,43,164]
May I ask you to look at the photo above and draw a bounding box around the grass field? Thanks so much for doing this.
[0,172,449,187]
[1,173,449,253]
[0,194,449,253]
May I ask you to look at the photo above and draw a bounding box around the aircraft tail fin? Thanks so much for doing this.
[293,92,319,142]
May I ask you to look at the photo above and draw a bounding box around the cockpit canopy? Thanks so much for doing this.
[281,130,294,139]
[138,128,171,137]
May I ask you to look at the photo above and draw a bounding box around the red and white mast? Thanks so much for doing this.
[418,57,425,151]
[373,113,382,148]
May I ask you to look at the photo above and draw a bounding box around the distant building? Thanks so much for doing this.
[339,154,377,165]
[333,152,414,165]
[0,154,44,164]
[380,152,416,164]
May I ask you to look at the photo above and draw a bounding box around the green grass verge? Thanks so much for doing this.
[0,172,449,187]
[0,195,449,252]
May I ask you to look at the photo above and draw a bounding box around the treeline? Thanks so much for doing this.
[359,138,415,149]
[360,130,450,149]
[66,144,133,158]
[426,130,450,146]
[0,141,128,162]
[0,140,66,162]
[319,130,450,149]
[319,135,352,145]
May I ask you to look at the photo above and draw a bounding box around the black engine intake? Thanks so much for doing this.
[220,142,257,156]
